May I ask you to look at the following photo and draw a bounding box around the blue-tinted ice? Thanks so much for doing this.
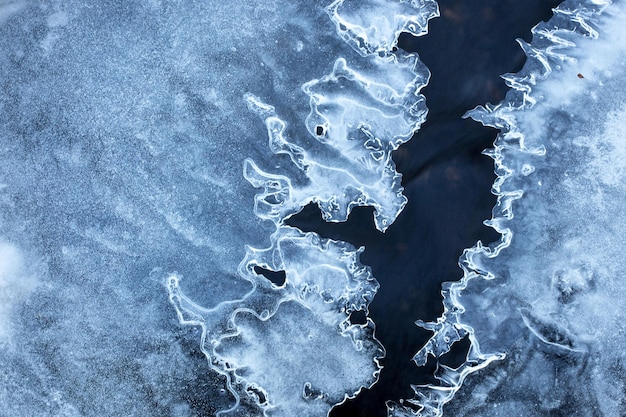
[6,1,623,416]
[0,1,436,416]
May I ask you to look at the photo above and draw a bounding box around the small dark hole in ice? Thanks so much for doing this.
[254,266,286,286]
[263,194,280,205]
[315,125,325,136]
[349,310,368,325]
[396,31,418,53]
[246,385,267,405]
[303,382,325,400]
[438,336,471,369]
[392,46,398,52]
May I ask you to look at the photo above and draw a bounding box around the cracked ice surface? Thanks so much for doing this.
[403,1,626,416]
[0,0,435,416]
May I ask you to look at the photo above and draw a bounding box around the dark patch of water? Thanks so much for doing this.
[288,1,562,415]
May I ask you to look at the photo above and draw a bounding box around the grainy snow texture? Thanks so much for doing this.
[0,0,436,416]
[403,1,626,416]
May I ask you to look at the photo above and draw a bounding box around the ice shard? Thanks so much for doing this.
[404,1,626,416]
[0,0,435,416]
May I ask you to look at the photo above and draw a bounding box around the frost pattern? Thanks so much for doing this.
[398,1,626,416]
[242,47,429,232]
[167,1,437,415]
[0,0,435,416]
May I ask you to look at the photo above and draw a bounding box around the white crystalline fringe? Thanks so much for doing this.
[168,1,438,416]
[168,226,383,417]
[243,2,436,232]
[402,1,626,416]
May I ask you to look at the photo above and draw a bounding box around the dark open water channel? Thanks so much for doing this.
[287,1,562,415]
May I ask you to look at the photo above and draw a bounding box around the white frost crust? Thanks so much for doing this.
[0,241,39,345]
[396,1,626,416]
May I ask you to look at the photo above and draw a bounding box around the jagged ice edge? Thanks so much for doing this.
[244,0,439,232]
[389,1,612,416]
[166,1,440,415]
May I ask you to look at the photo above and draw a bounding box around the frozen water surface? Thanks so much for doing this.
[5,0,624,416]
[0,0,435,416]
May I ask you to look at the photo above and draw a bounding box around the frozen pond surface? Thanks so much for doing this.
[1,0,624,416]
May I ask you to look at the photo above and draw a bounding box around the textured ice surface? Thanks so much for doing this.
[402,1,626,416]
[168,226,383,416]
[0,0,435,416]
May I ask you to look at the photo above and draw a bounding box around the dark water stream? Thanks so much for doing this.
[288,1,562,415]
